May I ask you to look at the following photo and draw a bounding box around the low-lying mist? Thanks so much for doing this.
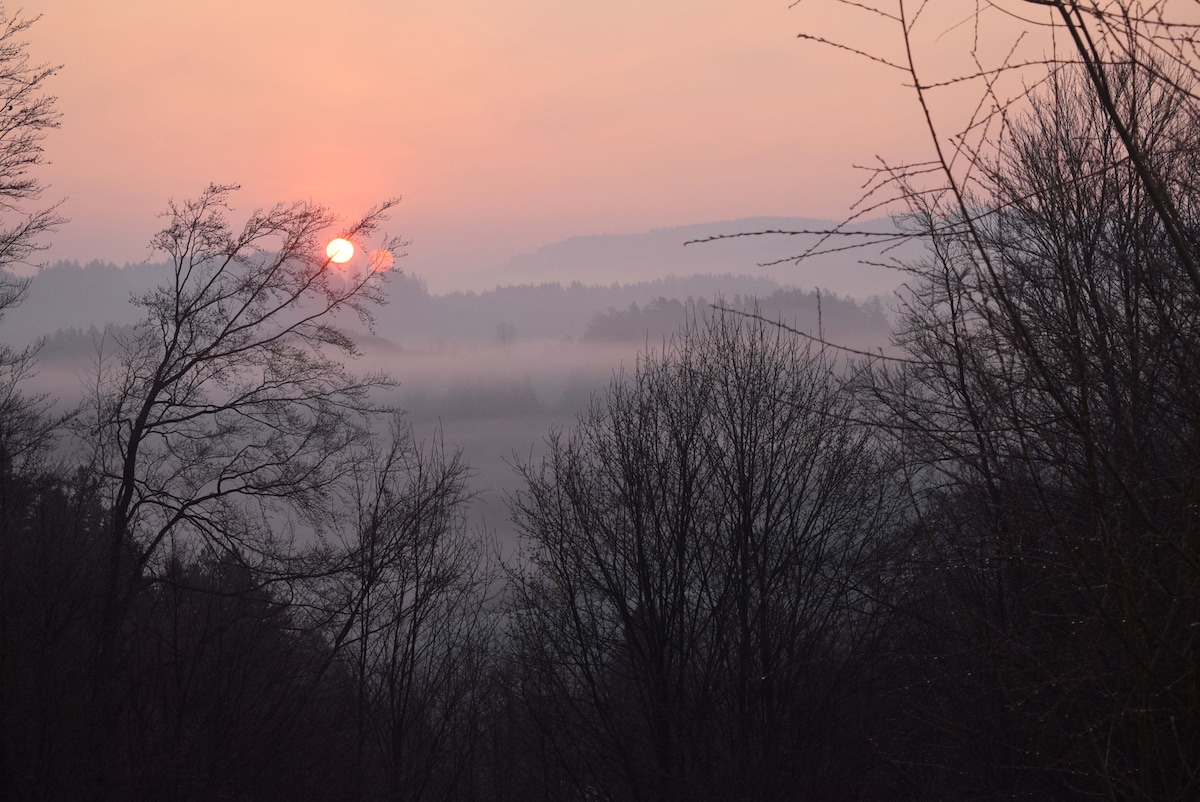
[10,264,896,548]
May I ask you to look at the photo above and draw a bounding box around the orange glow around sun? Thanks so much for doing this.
[369,248,395,272]
[326,238,354,264]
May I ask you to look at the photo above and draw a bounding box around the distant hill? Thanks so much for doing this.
[1,214,913,347]
[6,264,888,348]
[493,216,912,298]
[13,267,888,349]
[379,272,788,343]
[1,260,167,347]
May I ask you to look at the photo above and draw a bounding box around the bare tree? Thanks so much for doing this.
[78,183,402,800]
[0,7,62,472]
[690,5,1200,796]
[855,60,1200,798]
[318,416,496,802]
[508,312,904,802]
[0,11,76,799]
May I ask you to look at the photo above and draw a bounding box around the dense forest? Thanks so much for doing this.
[5,4,1200,802]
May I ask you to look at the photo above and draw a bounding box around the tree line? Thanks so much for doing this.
[6,263,884,349]
[5,3,1200,800]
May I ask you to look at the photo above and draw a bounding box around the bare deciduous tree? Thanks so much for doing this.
[859,59,1200,799]
[79,183,402,799]
[508,312,903,802]
[320,416,496,802]
[0,7,62,472]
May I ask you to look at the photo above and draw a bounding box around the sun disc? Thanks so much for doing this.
[326,238,354,264]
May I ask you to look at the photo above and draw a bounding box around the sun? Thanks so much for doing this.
[326,238,354,264]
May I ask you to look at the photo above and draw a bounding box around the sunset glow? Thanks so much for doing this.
[326,238,354,264]
[28,1,969,290]
[369,248,395,272]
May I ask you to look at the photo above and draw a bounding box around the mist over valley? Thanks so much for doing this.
[8,219,898,545]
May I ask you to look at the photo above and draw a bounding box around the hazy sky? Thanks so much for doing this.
[24,1,1044,290]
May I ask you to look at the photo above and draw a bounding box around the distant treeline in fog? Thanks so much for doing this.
[10,260,891,350]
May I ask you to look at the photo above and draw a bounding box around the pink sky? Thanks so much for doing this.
[23,1,1051,290]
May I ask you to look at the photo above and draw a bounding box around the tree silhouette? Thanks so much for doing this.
[0,7,63,475]
[860,60,1200,798]
[78,184,402,799]
[509,311,903,801]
